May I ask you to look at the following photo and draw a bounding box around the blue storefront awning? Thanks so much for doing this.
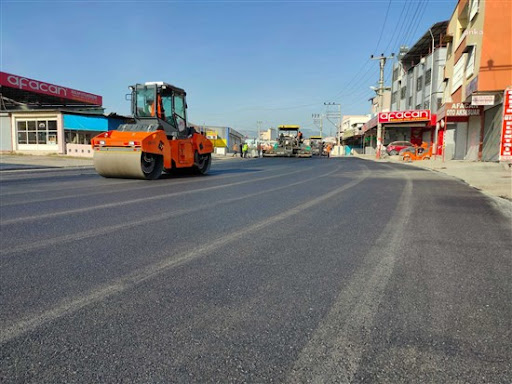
[63,114,108,132]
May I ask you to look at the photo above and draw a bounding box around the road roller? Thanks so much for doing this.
[91,82,213,179]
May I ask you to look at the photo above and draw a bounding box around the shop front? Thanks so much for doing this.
[0,71,114,156]
[436,102,483,161]
[363,110,436,157]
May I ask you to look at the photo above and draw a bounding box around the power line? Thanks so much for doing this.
[373,0,393,52]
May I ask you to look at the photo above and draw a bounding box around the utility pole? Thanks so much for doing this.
[312,113,323,137]
[371,53,394,159]
[324,102,341,142]
[256,120,262,141]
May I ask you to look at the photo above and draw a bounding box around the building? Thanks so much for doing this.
[439,0,512,161]
[259,128,277,141]
[339,114,371,154]
[191,124,244,155]
[385,22,449,150]
[0,72,128,156]
[391,22,448,114]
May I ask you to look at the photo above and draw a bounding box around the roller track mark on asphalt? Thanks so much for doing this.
[0,166,315,226]
[0,164,370,344]
[286,170,413,384]
[0,165,290,205]
[0,166,341,257]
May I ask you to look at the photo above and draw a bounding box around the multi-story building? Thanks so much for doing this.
[387,21,448,147]
[391,21,448,114]
[439,0,512,161]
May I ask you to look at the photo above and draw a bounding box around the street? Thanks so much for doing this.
[1,157,511,383]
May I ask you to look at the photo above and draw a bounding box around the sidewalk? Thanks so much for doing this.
[355,154,512,202]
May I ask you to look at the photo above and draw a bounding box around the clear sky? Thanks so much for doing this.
[2,0,456,137]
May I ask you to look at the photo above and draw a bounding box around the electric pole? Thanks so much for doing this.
[256,120,262,141]
[312,113,323,138]
[371,53,394,159]
[324,102,341,143]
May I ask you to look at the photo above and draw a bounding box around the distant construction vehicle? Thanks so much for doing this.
[91,82,213,179]
[308,135,323,156]
[263,125,311,157]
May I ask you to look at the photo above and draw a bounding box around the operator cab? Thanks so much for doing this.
[132,82,190,138]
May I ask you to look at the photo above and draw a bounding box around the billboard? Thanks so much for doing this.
[378,110,431,124]
[499,88,512,162]
[0,72,102,106]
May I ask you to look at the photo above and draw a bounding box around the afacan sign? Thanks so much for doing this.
[378,110,431,124]
[0,72,102,106]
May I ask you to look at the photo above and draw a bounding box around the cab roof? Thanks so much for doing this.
[134,82,186,95]
[278,125,300,130]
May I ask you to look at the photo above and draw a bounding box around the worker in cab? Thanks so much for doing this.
[144,98,156,117]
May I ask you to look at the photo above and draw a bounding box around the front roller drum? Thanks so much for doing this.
[93,149,163,180]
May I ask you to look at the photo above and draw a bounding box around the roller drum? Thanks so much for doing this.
[93,149,163,180]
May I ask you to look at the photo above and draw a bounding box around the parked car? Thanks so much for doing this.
[386,141,413,155]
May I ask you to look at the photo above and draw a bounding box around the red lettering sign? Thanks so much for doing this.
[0,72,102,106]
[499,88,512,162]
[378,109,431,124]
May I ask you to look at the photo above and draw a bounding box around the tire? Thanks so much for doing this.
[141,152,163,180]
[193,153,211,175]
[390,150,398,156]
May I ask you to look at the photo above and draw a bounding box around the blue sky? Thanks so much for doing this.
[2,0,455,137]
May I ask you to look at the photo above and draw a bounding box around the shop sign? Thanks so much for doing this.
[471,94,495,106]
[446,102,482,117]
[206,130,218,140]
[499,88,512,162]
[0,71,102,106]
[378,109,431,124]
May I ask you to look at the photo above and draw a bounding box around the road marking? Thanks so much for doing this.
[0,165,290,202]
[0,164,370,344]
[286,171,413,384]
[0,166,340,256]
[0,166,315,225]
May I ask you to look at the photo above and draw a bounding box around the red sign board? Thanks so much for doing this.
[0,72,102,106]
[499,88,512,162]
[378,109,431,124]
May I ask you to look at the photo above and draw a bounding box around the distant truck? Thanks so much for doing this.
[264,125,310,157]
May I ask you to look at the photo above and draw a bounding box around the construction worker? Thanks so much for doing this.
[326,143,332,158]
[144,98,155,117]
[232,143,239,157]
[242,142,249,158]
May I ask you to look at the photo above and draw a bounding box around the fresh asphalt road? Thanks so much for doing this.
[1,157,510,383]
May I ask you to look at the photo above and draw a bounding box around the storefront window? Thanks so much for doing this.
[16,119,58,145]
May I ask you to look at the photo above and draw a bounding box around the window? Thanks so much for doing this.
[392,68,399,81]
[173,95,186,133]
[416,104,421,110]
[437,98,443,110]
[391,91,398,104]
[401,87,407,99]
[409,97,413,108]
[417,76,423,91]
[425,70,432,85]
[424,101,430,110]
[16,119,58,145]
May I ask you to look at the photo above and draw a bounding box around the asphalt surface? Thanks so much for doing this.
[1,157,511,383]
